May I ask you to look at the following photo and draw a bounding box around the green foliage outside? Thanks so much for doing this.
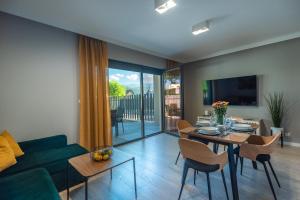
[109,81,126,97]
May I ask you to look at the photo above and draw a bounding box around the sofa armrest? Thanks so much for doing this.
[18,135,67,153]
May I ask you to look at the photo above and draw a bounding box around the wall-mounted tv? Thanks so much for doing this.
[202,75,258,106]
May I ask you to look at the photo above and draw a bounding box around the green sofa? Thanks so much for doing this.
[0,135,88,192]
[0,168,61,200]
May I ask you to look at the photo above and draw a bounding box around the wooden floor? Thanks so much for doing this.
[62,133,300,200]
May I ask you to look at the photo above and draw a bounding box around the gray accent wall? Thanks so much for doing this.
[0,12,166,143]
[183,38,300,143]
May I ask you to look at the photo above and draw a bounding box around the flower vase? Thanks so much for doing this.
[216,114,225,125]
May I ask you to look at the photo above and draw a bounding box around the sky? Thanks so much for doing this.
[109,68,155,93]
[109,68,140,86]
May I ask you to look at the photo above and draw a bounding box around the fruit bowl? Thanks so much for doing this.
[90,146,113,162]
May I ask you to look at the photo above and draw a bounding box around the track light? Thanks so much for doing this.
[155,0,176,14]
[192,21,210,35]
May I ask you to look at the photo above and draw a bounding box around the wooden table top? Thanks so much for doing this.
[180,127,250,145]
[69,148,134,178]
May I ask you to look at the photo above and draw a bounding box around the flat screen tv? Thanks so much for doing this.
[202,75,258,106]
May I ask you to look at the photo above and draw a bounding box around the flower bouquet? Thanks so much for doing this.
[212,101,229,125]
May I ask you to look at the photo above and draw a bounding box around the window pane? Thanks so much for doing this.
[143,73,162,136]
[109,68,142,145]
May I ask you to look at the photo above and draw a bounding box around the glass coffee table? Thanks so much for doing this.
[67,148,137,200]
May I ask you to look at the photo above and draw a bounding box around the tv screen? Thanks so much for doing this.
[202,75,257,106]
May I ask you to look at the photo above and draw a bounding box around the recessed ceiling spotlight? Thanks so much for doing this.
[192,21,210,35]
[155,0,176,14]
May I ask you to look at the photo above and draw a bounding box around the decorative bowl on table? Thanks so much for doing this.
[90,146,113,162]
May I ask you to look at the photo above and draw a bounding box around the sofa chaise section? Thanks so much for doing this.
[0,168,61,200]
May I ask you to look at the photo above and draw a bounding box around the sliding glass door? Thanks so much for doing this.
[109,68,142,145]
[143,73,162,136]
[108,60,163,145]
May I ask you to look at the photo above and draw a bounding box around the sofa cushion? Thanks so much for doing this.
[0,168,60,200]
[0,136,17,172]
[1,144,87,177]
[19,135,67,154]
[0,130,24,157]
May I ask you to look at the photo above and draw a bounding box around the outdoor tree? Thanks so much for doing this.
[109,80,126,97]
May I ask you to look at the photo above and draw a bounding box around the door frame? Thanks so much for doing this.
[108,59,164,144]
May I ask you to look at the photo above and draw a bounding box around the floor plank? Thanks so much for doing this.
[62,133,300,200]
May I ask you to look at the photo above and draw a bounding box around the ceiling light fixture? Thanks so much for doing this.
[192,21,210,35]
[155,0,176,14]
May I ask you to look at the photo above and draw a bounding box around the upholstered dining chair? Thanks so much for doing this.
[236,134,281,200]
[178,138,229,200]
[175,120,210,165]
[175,120,191,165]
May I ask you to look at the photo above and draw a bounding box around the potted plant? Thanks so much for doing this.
[212,101,229,125]
[264,92,285,134]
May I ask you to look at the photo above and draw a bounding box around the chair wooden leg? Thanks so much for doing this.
[194,169,196,185]
[206,172,212,200]
[240,157,244,175]
[221,170,229,200]
[178,164,189,200]
[268,161,281,188]
[175,152,181,165]
[262,162,277,200]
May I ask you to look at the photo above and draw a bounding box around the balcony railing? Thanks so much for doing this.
[110,93,155,121]
[110,94,181,123]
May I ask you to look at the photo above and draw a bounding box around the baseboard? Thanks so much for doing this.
[284,141,300,147]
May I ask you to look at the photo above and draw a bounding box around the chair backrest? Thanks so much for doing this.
[176,120,192,138]
[179,138,228,169]
[116,107,124,118]
[240,134,280,161]
[110,110,117,126]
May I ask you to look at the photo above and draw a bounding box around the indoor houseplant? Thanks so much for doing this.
[212,101,229,125]
[264,92,285,134]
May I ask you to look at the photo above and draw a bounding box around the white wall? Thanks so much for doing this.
[184,38,300,143]
[0,12,166,143]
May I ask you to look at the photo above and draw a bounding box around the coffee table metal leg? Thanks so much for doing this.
[133,158,137,199]
[85,178,88,200]
[67,163,69,200]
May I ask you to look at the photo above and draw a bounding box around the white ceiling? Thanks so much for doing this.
[1,0,300,63]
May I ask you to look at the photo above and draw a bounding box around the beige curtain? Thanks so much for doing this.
[79,35,112,151]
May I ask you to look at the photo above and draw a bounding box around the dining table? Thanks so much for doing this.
[180,126,251,200]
